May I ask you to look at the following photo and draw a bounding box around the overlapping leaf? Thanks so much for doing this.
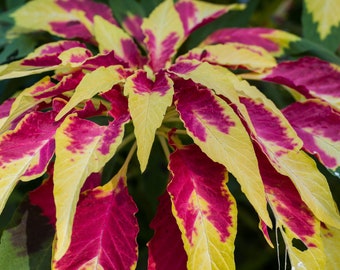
[168,144,237,270]
[124,69,174,172]
[56,65,126,121]
[200,27,299,57]
[321,224,340,269]
[141,0,184,72]
[177,43,277,72]
[0,41,87,80]
[283,99,340,176]
[173,80,271,227]
[94,16,144,68]
[53,109,129,260]
[262,56,340,109]
[256,146,325,269]
[0,111,59,213]
[174,0,244,37]
[148,192,187,270]
[11,0,117,40]
[54,171,139,270]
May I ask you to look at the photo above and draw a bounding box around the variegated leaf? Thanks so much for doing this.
[122,14,145,45]
[141,0,184,72]
[54,172,139,270]
[124,69,174,172]
[94,16,144,68]
[56,65,126,121]
[303,0,340,40]
[263,56,340,109]
[177,43,276,73]
[148,192,187,270]
[283,99,340,176]
[0,41,86,80]
[168,144,237,270]
[11,0,117,40]
[321,224,340,269]
[0,71,84,133]
[200,27,299,57]
[173,80,271,227]
[256,146,325,269]
[53,112,129,260]
[0,111,59,214]
[238,95,340,228]
[175,0,244,37]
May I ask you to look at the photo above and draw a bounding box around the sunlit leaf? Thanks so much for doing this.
[141,0,184,72]
[54,171,139,270]
[53,111,129,260]
[168,144,237,270]
[263,56,340,109]
[177,43,276,72]
[124,69,173,172]
[175,0,244,37]
[0,111,59,214]
[148,192,187,270]
[56,65,126,121]
[94,16,144,68]
[173,81,271,227]
[0,71,84,133]
[0,41,87,80]
[256,146,325,269]
[283,99,340,175]
[11,0,117,40]
[200,27,299,57]
[321,224,340,269]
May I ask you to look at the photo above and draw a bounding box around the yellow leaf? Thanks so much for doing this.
[124,70,174,172]
[55,65,125,121]
[322,225,340,269]
[304,0,340,39]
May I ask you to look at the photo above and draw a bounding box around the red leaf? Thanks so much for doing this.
[148,192,187,270]
[54,175,139,270]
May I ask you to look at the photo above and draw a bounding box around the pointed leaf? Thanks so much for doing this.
[54,172,139,270]
[0,71,84,133]
[148,192,187,270]
[141,0,184,72]
[11,0,117,40]
[56,65,125,120]
[173,79,271,227]
[200,27,299,57]
[263,56,340,109]
[175,0,244,37]
[177,43,276,73]
[94,16,144,68]
[122,14,145,45]
[303,0,340,42]
[0,111,59,214]
[283,99,340,175]
[124,69,174,172]
[256,146,325,269]
[168,144,237,270]
[53,113,129,260]
[238,95,340,228]
[321,224,340,269]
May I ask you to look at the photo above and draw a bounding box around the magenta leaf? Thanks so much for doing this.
[263,56,340,108]
[148,192,187,270]
[282,99,340,174]
[54,175,139,270]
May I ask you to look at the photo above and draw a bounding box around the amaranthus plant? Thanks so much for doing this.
[0,0,339,269]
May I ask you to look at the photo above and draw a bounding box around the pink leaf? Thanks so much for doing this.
[54,175,139,270]
[283,99,340,172]
[148,192,187,270]
[263,56,340,108]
